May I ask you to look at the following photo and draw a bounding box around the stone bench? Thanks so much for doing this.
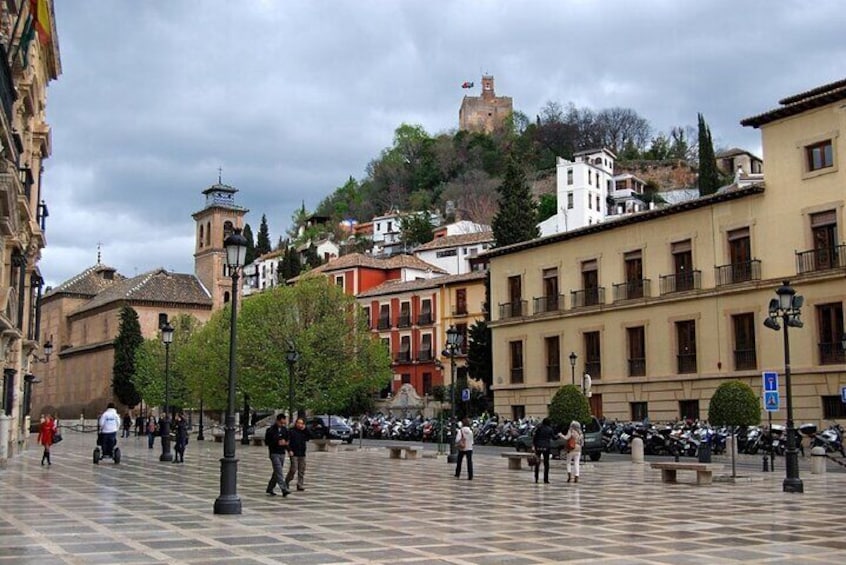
[385,444,424,460]
[311,438,342,452]
[213,432,224,443]
[650,462,724,485]
[251,436,265,447]
[501,452,535,470]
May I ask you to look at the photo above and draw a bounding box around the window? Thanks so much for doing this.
[542,268,559,311]
[436,249,458,258]
[732,313,757,370]
[335,275,344,287]
[822,396,846,419]
[726,227,753,283]
[507,275,523,317]
[588,194,592,210]
[545,336,560,382]
[672,240,694,291]
[676,320,697,373]
[581,260,599,306]
[679,400,700,421]
[511,405,526,420]
[809,210,840,272]
[567,169,573,185]
[398,302,411,327]
[567,192,574,209]
[806,139,833,171]
[455,323,468,354]
[584,331,601,379]
[588,170,592,186]
[422,373,432,395]
[595,195,600,211]
[627,326,645,376]
[454,288,467,315]
[816,303,844,364]
[362,306,371,329]
[418,299,432,325]
[397,336,411,363]
[631,402,648,422]
[401,373,411,384]
[510,341,524,384]
[2,370,13,416]
[624,250,644,299]
[419,334,432,361]
[378,304,391,330]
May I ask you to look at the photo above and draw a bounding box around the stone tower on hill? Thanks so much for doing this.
[459,75,513,134]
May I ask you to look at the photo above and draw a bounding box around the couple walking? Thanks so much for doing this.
[265,413,309,496]
[532,419,583,484]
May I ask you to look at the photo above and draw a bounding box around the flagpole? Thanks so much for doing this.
[6,4,27,62]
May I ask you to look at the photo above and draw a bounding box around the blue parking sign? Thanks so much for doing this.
[461,388,470,402]
[764,391,780,412]
[762,371,778,392]
[841,386,846,403]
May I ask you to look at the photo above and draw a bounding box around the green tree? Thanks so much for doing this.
[708,379,760,476]
[112,305,143,407]
[548,384,591,432]
[399,212,435,249]
[492,154,540,247]
[256,214,272,257]
[697,113,721,196]
[242,223,257,265]
[467,320,492,398]
[537,193,557,223]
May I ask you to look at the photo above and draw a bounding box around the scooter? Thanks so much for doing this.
[93,432,121,464]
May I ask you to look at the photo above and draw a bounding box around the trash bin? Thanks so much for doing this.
[698,441,712,463]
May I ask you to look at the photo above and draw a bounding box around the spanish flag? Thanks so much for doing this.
[29,0,52,45]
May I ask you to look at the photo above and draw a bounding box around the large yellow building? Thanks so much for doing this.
[487,78,845,426]
[0,1,61,464]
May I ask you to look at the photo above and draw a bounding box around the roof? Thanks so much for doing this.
[741,78,846,128]
[45,264,124,298]
[483,184,765,259]
[357,270,488,298]
[69,268,212,316]
[415,231,494,252]
[716,147,761,160]
[292,253,447,282]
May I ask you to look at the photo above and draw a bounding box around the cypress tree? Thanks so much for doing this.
[112,305,143,407]
[491,154,540,247]
[697,113,720,196]
[256,214,272,257]
[242,223,257,265]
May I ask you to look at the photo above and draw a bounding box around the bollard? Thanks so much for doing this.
[810,446,826,475]
[762,454,769,472]
[631,437,644,464]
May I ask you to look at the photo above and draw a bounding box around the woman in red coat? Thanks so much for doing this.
[38,414,57,466]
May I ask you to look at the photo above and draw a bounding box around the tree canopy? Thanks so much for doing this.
[112,305,143,407]
[492,154,540,247]
[548,384,591,432]
[708,380,761,427]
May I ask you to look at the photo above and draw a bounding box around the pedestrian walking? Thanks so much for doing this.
[285,417,310,491]
[98,402,120,458]
[562,420,583,483]
[38,414,58,466]
[146,415,157,449]
[122,412,132,438]
[135,414,144,437]
[173,412,188,463]
[265,413,291,497]
[454,417,474,480]
[532,417,557,484]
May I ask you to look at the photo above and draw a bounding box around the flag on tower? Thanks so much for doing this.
[29,0,52,45]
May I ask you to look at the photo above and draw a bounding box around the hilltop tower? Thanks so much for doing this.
[192,179,249,311]
[459,75,513,133]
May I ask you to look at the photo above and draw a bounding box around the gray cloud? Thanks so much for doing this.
[40,0,846,287]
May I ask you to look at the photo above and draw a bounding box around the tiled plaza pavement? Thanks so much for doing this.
[1,430,845,564]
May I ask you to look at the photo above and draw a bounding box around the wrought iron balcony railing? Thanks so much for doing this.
[733,348,757,370]
[498,300,527,320]
[377,317,391,330]
[819,342,846,365]
[571,287,604,308]
[417,313,433,325]
[533,294,565,315]
[715,260,761,286]
[660,270,701,295]
[397,315,411,328]
[796,245,845,274]
[613,279,650,302]
[628,357,646,377]
[677,353,697,374]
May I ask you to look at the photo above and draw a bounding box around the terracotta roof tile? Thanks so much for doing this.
[357,270,487,298]
[45,264,124,298]
[414,231,494,251]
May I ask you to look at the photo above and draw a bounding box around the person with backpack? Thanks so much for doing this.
[454,417,474,480]
[264,413,290,497]
[561,420,583,483]
[531,418,557,484]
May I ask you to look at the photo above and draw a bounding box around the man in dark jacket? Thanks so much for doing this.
[285,417,310,491]
[265,413,290,497]
[532,418,558,484]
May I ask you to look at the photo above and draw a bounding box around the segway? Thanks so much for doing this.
[93,432,121,464]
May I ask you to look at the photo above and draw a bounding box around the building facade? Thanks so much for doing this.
[458,75,513,134]
[487,78,845,426]
[0,0,61,464]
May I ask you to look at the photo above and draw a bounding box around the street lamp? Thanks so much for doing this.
[445,325,462,464]
[569,352,577,386]
[286,343,299,422]
[241,394,250,445]
[763,280,804,494]
[214,227,247,515]
[434,359,445,455]
[159,321,174,462]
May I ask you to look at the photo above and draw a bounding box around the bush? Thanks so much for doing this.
[708,380,760,427]
[548,384,591,432]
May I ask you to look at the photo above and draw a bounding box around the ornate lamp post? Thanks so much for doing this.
[286,343,299,422]
[159,321,174,462]
[214,228,247,515]
[763,280,804,494]
[569,352,577,386]
[445,325,462,464]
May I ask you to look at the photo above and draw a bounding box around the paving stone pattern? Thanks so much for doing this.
[1,430,845,564]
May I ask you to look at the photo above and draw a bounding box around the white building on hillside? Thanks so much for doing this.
[414,230,494,275]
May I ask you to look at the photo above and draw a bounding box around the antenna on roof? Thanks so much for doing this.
[96,241,102,264]
[218,166,223,184]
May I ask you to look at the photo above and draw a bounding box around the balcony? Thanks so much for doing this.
[584,361,601,379]
[533,294,565,315]
[451,306,468,317]
[716,260,761,286]
[628,358,646,377]
[397,314,411,328]
[498,300,527,320]
[417,350,433,362]
[546,365,560,382]
[417,312,433,325]
[733,348,757,370]
[819,342,846,364]
[377,317,391,330]
[677,353,697,374]
[613,279,650,302]
[0,44,14,123]
[796,245,845,274]
[393,351,411,363]
[660,270,701,295]
[571,287,604,308]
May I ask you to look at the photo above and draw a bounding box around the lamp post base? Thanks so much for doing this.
[159,420,173,462]
[783,448,803,493]
[214,455,242,514]
[447,443,458,464]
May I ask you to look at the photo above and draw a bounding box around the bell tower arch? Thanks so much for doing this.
[192,178,248,311]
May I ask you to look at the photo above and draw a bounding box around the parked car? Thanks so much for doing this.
[515,416,603,461]
[307,415,354,443]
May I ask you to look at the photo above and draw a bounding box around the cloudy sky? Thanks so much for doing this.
[40,0,845,288]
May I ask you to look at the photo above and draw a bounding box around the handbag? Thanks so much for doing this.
[52,431,63,444]
[527,453,539,467]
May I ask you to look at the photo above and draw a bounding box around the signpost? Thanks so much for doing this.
[762,371,779,473]
[841,386,846,404]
